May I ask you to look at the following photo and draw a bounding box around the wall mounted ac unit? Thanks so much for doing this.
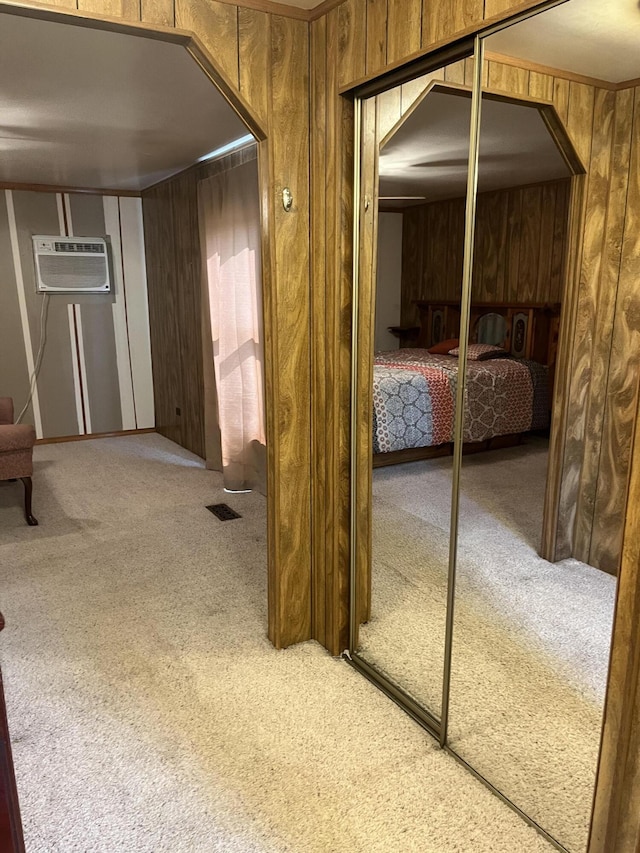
[32,236,111,294]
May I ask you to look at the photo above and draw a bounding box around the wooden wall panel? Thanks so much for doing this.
[267,14,312,648]
[555,82,600,559]
[553,77,570,124]
[312,4,359,653]
[171,169,206,458]
[487,59,528,95]
[142,148,260,461]
[43,0,79,7]
[336,0,366,88]
[365,0,387,75]
[142,169,205,459]
[77,0,139,19]
[565,82,596,166]
[238,8,271,127]
[400,180,570,319]
[310,13,328,650]
[374,84,401,140]
[387,0,420,65]
[589,87,640,573]
[175,0,240,90]
[422,0,483,47]
[484,0,531,16]
[571,88,617,565]
[142,181,183,449]
[528,70,554,102]
[141,0,174,26]
[444,60,465,85]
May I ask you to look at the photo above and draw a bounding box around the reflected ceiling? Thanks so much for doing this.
[0,12,250,190]
[379,87,572,208]
[489,0,640,84]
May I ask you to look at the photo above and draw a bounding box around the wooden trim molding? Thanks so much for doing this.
[307,0,343,21]
[143,141,258,193]
[194,0,345,23]
[35,428,156,445]
[484,50,618,92]
[485,53,640,94]
[618,76,640,91]
[0,181,141,197]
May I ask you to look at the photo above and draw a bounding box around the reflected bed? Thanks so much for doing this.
[373,348,549,465]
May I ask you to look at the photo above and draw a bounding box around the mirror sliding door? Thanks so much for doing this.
[348,0,638,849]
[349,48,483,735]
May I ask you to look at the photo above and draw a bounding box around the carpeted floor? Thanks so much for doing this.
[362,437,616,853]
[0,433,555,853]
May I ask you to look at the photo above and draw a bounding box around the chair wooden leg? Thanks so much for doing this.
[20,477,38,526]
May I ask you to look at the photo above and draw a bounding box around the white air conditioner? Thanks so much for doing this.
[32,236,111,294]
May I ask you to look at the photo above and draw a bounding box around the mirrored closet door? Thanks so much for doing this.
[351,54,477,728]
[449,3,636,850]
[349,0,639,849]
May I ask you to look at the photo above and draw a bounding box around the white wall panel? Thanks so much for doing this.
[375,213,403,352]
[103,195,137,430]
[119,197,155,429]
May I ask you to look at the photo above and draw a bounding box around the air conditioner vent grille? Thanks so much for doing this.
[38,255,108,290]
[54,241,104,254]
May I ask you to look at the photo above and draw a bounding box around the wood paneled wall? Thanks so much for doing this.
[142,168,205,458]
[142,146,258,460]
[4,0,312,650]
[579,86,640,574]
[400,179,571,328]
[318,21,637,617]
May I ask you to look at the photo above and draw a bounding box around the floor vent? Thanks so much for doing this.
[206,503,241,521]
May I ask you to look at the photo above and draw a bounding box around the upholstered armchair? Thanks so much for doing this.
[0,398,38,526]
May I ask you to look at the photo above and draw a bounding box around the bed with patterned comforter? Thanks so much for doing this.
[373,349,549,454]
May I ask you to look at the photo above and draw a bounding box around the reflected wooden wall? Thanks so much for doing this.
[400,179,571,328]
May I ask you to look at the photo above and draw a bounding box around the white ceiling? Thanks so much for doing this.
[0,13,250,191]
[379,88,572,207]
[488,0,640,84]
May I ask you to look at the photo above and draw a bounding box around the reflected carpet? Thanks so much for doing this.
[364,437,616,852]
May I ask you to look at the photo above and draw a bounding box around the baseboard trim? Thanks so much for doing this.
[35,428,156,445]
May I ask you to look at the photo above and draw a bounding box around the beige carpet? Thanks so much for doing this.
[0,433,554,853]
[363,437,616,853]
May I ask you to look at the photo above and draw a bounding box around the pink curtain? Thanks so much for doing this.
[198,157,266,494]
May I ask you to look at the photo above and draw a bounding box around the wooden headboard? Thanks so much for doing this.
[414,300,562,368]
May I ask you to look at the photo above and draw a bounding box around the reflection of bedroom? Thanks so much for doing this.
[372,87,573,567]
[357,16,637,844]
[366,83,585,706]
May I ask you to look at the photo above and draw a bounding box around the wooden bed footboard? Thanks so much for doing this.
[372,432,529,468]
